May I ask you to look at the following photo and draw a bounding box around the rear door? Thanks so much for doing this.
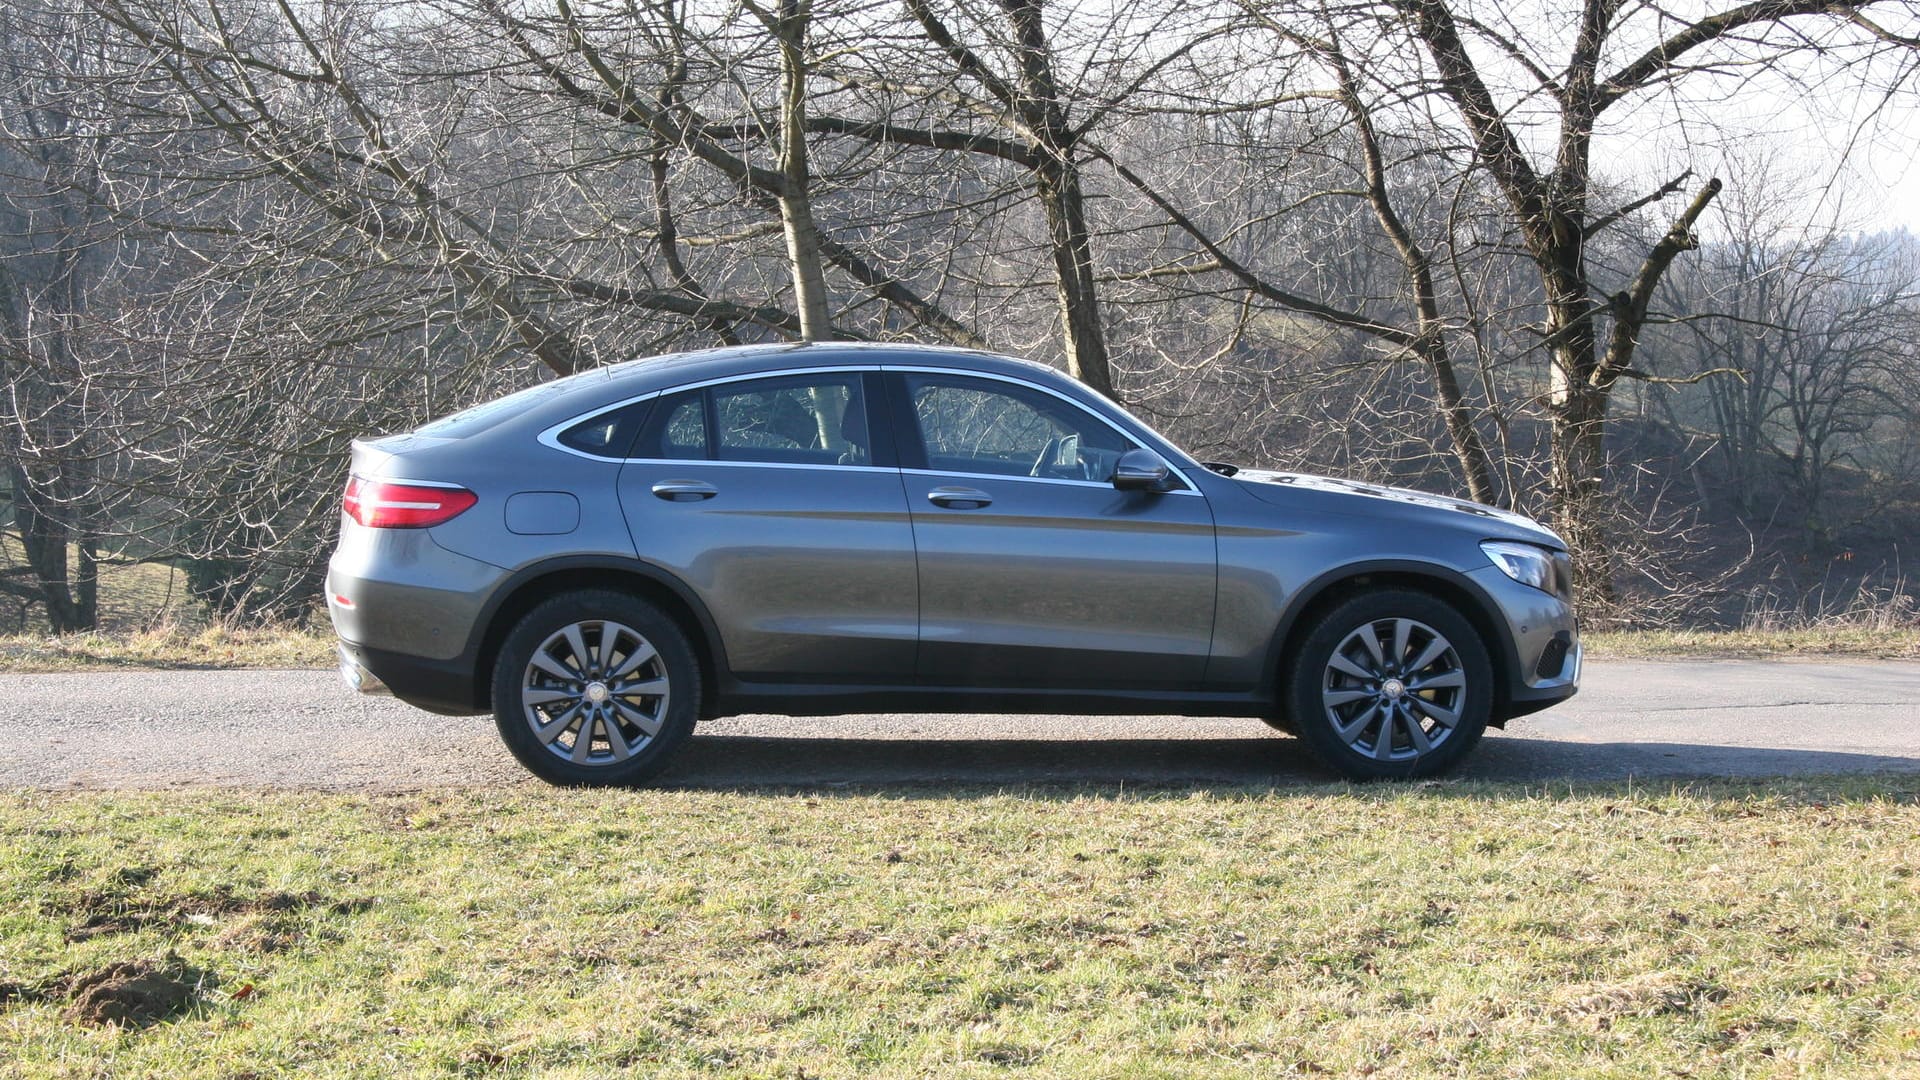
[615,370,919,684]
[886,369,1217,689]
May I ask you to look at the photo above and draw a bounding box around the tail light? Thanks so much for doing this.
[342,476,478,529]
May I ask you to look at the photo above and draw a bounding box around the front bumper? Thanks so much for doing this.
[1465,564,1581,721]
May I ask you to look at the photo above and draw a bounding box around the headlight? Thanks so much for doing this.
[1481,540,1556,593]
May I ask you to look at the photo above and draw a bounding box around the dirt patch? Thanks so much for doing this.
[61,954,210,1029]
[64,886,373,943]
[1555,971,1729,1029]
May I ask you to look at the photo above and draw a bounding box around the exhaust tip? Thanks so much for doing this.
[337,644,392,697]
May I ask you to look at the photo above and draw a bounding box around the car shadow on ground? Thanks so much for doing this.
[654,733,1920,790]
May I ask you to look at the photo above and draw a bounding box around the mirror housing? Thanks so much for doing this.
[1111,448,1173,492]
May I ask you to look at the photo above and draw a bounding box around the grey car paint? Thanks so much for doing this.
[326,342,1578,733]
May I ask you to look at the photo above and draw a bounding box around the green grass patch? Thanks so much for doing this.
[3,781,1918,1077]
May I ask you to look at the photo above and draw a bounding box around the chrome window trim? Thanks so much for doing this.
[901,466,1201,496]
[535,365,876,462]
[534,361,1203,496]
[616,457,897,476]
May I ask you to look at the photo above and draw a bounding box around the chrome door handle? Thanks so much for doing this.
[927,486,992,509]
[651,479,718,502]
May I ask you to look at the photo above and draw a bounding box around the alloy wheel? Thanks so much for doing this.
[1319,617,1466,762]
[520,620,671,766]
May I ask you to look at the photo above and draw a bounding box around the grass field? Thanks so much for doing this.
[2,781,1918,1078]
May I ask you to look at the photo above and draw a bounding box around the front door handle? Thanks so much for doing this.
[652,479,718,502]
[927,486,992,509]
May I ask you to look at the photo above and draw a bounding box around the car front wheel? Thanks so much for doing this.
[1285,589,1492,780]
[491,590,699,786]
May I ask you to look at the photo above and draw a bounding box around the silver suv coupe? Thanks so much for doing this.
[327,343,1579,784]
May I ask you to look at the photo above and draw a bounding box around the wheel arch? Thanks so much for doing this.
[467,556,729,718]
[1266,561,1519,724]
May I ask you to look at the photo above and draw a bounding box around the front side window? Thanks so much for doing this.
[905,374,1136,481]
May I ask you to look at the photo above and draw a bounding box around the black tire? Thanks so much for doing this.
[491,589,700,786]
[1284,589,1492,780]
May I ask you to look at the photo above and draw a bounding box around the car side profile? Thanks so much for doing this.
[327,343,1579,783]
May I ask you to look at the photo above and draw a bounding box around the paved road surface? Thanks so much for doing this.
[3,660,1916,790]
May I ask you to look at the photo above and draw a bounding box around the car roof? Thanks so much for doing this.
[522,342,1078,417]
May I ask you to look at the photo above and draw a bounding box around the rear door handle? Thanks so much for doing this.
[652,479,718,502]
[927,486,992,509]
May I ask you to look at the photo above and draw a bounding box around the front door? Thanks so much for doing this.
[887,370,1217,689]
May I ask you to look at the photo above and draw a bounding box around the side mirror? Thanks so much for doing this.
[1111,448,1172,492]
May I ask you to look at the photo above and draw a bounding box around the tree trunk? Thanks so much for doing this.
[999,0,1114,399]
[1542,264,1616,603]
[773,0,833,342]
[9,464,92,633]
[1033,158,1114,399]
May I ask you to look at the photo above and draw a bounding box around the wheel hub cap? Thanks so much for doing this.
[585,682,610,703]
[1381,678,1405,699]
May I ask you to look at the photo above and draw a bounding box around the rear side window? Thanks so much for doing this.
[630,390,709,460]
[625,376,878,465]
[713,375,868,466]
[555,400,652,459]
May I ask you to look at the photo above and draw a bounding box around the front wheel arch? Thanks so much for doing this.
[1271,566,1515,725]
[1283,588,1494,779]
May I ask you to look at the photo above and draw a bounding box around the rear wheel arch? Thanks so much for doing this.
[470,559,727,717]
[1270,564,1516,721]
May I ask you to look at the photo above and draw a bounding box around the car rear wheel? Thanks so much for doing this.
[1285,589,1491,780]
[491,590,699,786]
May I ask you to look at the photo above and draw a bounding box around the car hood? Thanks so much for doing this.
[1232,468,1565,548]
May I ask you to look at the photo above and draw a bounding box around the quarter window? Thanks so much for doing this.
[555,400,652,459]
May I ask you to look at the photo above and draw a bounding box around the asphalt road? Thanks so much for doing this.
[3,659,1917,790]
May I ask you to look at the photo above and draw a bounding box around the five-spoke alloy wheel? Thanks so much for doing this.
[1285,589,1491,779]
[493,590,698,785]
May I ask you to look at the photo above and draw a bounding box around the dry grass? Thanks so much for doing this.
[1587,626,1920,661]
[0,624,1912,675]
[2,780,1918,1077]
[0,627,334,673]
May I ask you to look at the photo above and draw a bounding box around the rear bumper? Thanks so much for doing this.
[334,638,488,716]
